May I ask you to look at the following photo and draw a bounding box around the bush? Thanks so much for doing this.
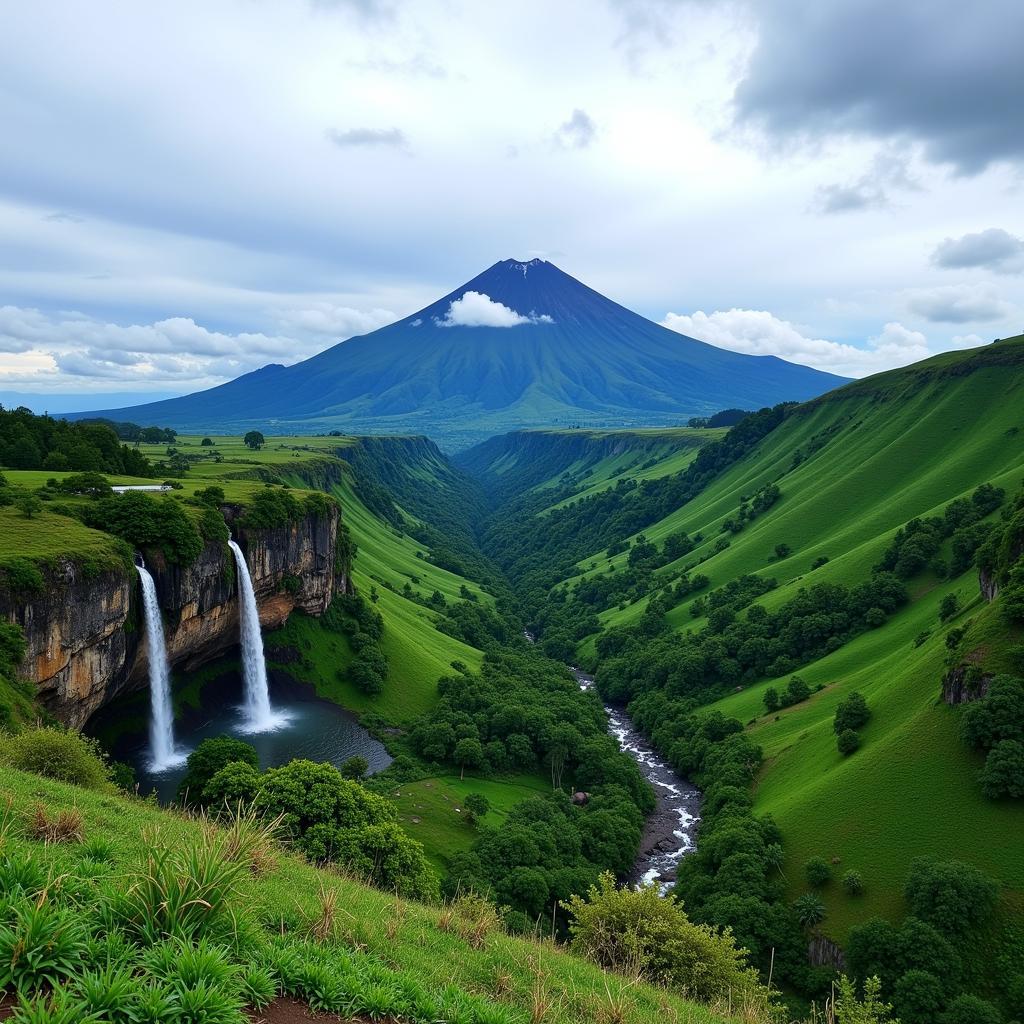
[842,870,865,896]
[893,969,945,1024]
[837,729,862,756]
[793,892,825,927]
[0,557,45,598]
[939,593,960,622]
[979,739,1024,799]
[834,691,870,733]
[940,994,1003,1024]
[340,755,369,781]
[176,736,259,806]
[904,859,997,935]
[0,728,113,791]
[81,492,202,564]
[562,873,761,1002]
[805,857,832,887]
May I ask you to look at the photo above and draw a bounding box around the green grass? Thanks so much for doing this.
[388,774,552,872]
[510,340,1024,943]
[0,765,737,1024]
[0,505,126,565]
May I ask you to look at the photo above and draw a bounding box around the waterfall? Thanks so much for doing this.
[136,562,185,771]
[228,539,287,733]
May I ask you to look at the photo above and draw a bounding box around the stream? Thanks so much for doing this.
[571,667,702,893]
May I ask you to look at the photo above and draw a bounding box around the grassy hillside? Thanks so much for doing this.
[0,764,740,1024]
[472,338,1024,957]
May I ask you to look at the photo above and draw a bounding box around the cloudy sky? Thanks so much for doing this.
[1,0,1022,398]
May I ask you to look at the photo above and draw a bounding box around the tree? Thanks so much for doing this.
[837,729,862,756]
[340,755,369,781]
[176,735,258,805]
[940,994,1002,1024]
[939,593,960,622]
[763,687,780,713]
[904,858,997,935]
[805,857,832,887]
[463,792,490,825]
[785,675,811,705]
[834,692,871,733]
[15,493,41,519]
[842,870,865,896]
[774,543,791,560]
[243,430,265,450]
[793,892,826,928]
[200,437,214,446]
[979,738,1024,799]
[893,969,944,1024]
[453,737,483,780]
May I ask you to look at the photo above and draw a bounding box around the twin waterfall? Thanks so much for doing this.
[228,539,287,734]
[136,563,184,772]
[136,538,282,772]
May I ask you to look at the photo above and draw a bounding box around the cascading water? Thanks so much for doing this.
[229,539,287,732]
[136,561,185,771]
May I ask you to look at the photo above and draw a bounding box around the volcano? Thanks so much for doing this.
[75,259,847,447]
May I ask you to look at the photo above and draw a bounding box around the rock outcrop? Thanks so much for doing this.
[1,504,347,729]
[942,663,993,705]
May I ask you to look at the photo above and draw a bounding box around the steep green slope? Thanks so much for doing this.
[468,338,1024,998]
[0,764,738,1024]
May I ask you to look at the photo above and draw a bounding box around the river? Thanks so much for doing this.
[571,667,702,892]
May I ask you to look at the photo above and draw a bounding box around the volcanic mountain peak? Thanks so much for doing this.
[69,259,848,447]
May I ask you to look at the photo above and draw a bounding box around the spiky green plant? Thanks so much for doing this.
[74,965,139,1024]
[238,964,277,1009]
[169,979,246,1024]
[8,989,100,1024]
[0,895,88,991]
[127,982,181,1024]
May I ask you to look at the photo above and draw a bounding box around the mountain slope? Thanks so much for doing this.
[467,336,1024,963]
[73,259,845,448]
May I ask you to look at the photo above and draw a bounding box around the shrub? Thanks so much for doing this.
[176,735,259,805]
[81,492,202,564]
[340,755,369,781]
[762,687,780,713]
[903,858,997,935]
[785,675,811,705]
[979,739,1024,799]
[893,968,945,1024]
[939,593,960,622]
[0,557,45,598]
[834,691,871,733]
[805,857,832,887]
[793,892,825,927]
[837,729,862,756]
[15,494,42,519]
[562,873,761,1002]
[865,606,886,627]
[0,728,113,791]
[842,870,865,896]
[463,793,490,825]
[940,994,1002,1024]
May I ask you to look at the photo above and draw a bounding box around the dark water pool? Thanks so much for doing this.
[89,669,391,802]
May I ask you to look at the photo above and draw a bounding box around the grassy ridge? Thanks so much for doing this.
[475,339,1024,945]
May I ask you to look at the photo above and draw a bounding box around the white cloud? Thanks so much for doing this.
[931,228,1024,273]
[552,109,597,150]
[277,302,395,336]
[0,304,333,388]
[436,291,554,328]
[660,308,975,377]
[906,284,1011,323]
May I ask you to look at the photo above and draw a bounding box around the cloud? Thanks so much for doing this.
[660,308,946,377]
[932,228,1024,273]
[906,284,1011,323]
[813,148,919,214]
[277,302,394,336]
[733,0,1024,174]
[326,127,408,149]
[436,291,554,328]
[346,54,448,79]
[0,304,341,388]
[553,109,597,150]
[42,211,84,223]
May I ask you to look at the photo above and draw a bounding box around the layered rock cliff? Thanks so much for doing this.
[1,504,346,729]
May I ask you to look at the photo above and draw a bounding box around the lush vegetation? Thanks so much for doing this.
[0,406,156,476]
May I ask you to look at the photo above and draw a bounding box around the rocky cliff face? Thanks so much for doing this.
[1,505,346,729]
